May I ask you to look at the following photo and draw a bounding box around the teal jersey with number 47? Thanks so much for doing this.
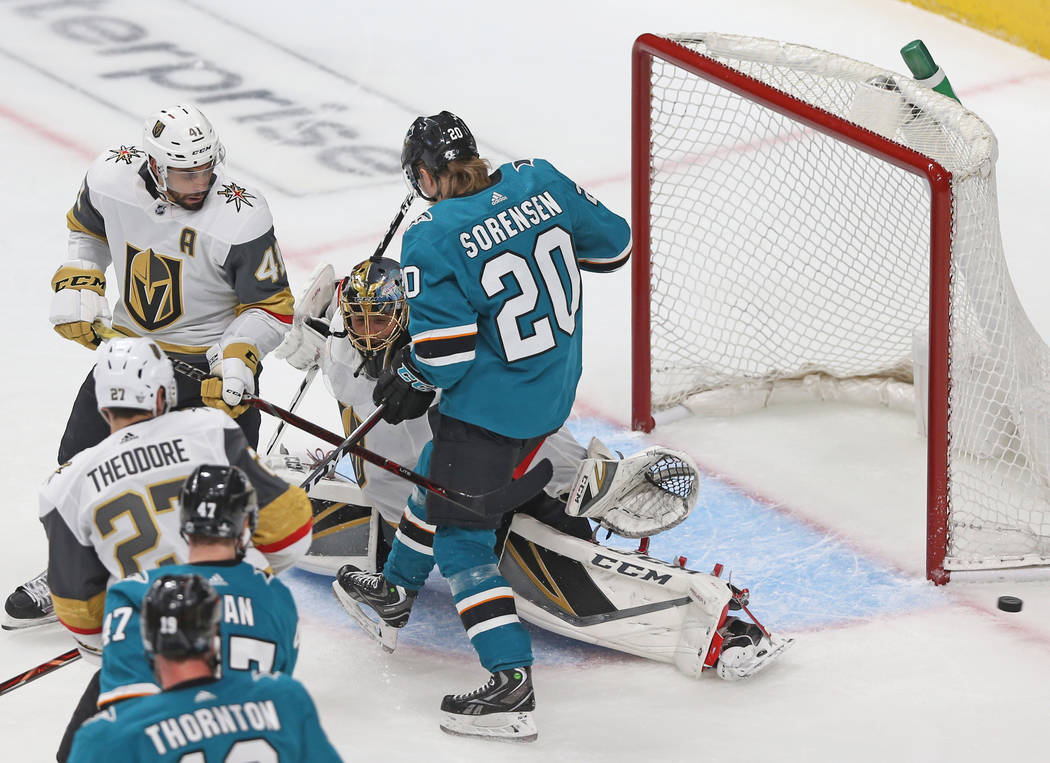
[98,560,299,707]
[70,670,342,762]
[403,159,631,439]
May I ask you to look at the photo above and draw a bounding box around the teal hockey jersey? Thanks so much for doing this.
[402,159,630,438]
[70,671,341,762]
[98,560,299,706]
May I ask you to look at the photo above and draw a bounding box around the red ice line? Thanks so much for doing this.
[570,398,1050,652]
[7,63,1048,266]
[0,103,95,160]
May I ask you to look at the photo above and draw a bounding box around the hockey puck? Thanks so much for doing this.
[997,595,1023,612]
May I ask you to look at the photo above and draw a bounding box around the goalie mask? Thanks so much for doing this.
[178,464,259,555]
[142,574,221,669]
[94,337,177,415]
[142,104,225,207]
[339,258,410,364]
[401,110,478,201]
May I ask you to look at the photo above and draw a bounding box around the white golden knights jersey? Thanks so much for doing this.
[65,145,293,353]
[39,407,312,640]
[322,316,432,527]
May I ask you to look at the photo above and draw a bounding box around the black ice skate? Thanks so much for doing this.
[439,667,537,743]
[3,570,58,631]
[331,564,415,652]
[714,616,794,681]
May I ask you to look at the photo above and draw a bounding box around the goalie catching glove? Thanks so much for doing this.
[50,260,111,349]
[372,344,435,425]
[202,339,259,417]
[565,437,701,538]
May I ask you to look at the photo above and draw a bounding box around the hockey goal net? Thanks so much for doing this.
[631,33,1050,583]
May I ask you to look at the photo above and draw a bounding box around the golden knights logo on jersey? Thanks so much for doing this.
[124,244,184,331]
[106,146,144,165]
[217,182,255,212]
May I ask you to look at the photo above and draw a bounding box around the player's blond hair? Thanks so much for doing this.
[438,157,492,199]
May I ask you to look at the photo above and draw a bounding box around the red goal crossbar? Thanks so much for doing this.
[630,34,953,583]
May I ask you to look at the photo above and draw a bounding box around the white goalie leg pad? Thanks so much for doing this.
[565,437,702,538]
[266,454,378,575]
[499,515,731,678]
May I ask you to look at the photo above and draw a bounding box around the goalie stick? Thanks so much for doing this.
[369,192,415,263]
[263,366,318,455]
[248,395,553,517]
[295,403,386,491]
[0,648,80,696]
[265,262,337,455]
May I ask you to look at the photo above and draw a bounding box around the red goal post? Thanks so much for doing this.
[630,33,1050,583]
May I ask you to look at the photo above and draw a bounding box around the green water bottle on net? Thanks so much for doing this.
[900,39,961,103]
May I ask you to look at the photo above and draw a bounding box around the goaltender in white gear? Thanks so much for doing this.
[276,259,792,680]
[275,260,588,531]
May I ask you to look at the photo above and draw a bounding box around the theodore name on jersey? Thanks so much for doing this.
[86,437,191,491]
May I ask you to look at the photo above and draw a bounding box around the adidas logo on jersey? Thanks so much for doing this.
[119,432,138,443]
[194,690,217,703]
[208,573,229,587]
[491,191,508,206]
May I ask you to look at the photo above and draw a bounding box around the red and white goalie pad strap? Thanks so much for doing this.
[565,438,701,538]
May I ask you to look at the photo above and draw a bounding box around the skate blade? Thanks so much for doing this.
[721,635,795,681]
[440,711,537,743]
[331,581,398,653]
[1,613,60,631]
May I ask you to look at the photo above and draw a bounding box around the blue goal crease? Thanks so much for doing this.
[283,416,940,665]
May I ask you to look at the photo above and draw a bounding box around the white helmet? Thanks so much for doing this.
[95,338,178,415]
[142,104,225,193]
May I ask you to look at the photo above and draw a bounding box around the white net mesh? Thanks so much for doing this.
[641,33,1050,571]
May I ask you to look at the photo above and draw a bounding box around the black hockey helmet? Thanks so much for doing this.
[178,464,258,543]
[141,573,221,662]
[401,110,478,200]
[338,257,410,359]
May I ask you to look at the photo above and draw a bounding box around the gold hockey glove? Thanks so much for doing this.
[50,261,111,349]
[202,341,259,418]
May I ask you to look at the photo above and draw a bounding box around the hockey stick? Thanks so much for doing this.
[249,396,552,517]
[263,366,318,455]
[369,192,415,262]
[0,648,80,696]
[293,403,386,491]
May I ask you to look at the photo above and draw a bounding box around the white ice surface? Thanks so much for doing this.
[3,0,1050,760]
